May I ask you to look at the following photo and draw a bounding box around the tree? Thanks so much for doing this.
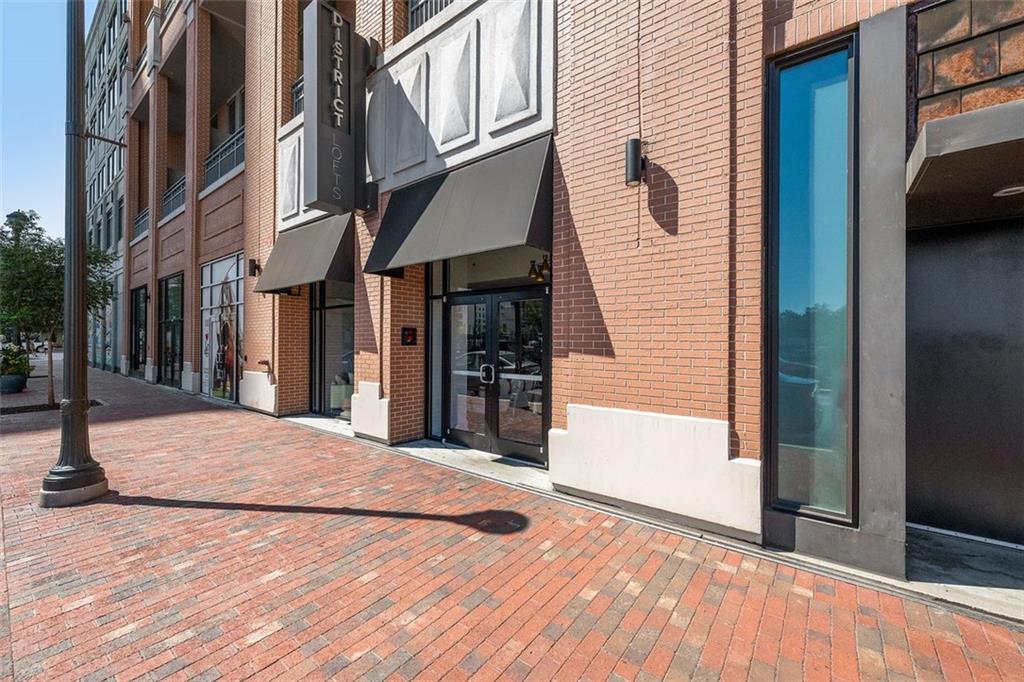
[0,210,46,345]
[0,210,116,405]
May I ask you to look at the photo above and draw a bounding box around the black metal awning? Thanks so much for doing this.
[254,213,354,293]
[907,100,1024,229]
[364,135,553,276]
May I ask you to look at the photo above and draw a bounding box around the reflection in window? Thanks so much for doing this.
[771,45,853,516]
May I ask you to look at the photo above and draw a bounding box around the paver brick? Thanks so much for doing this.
[1,368,1023,681]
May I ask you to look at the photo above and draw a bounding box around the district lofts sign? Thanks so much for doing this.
[303,0,373,214]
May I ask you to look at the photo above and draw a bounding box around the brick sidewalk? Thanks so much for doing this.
[1,368,1022,681]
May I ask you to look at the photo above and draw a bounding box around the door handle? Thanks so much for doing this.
[479,364,496,384]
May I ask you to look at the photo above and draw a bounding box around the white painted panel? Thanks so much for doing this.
[240,370,276,413]
[276,115,326,232]
[367,0,553,193]
[351,381,390,441]
[549,404,762,536]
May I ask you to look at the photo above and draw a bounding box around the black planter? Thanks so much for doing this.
[0,373,28,394]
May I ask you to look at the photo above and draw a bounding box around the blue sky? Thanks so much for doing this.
[2,0,98,238]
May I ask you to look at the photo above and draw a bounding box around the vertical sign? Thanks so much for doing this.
[303,0,370,214]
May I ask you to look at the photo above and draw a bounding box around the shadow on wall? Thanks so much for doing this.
[92,491,531,534]
[645,159,679,235]
[551,150,615,360]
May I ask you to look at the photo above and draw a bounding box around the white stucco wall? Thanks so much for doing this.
[351,381,390,441]
[549,404,762,537]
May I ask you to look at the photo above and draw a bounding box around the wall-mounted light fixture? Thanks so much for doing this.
[625,138,647,187]
[248,258,262,277]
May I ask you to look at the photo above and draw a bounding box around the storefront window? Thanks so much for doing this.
[311,281,355,419]
[201,253,244,402]
[448,245,550,292]
[130,285,147,379]
[769,41,856,519]
[158,273,184,388]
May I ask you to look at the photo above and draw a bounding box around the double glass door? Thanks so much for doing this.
[447,289,546,464]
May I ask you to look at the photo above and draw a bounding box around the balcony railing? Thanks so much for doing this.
[409,0,454,32]
[134,208,150,238]
[292,76,304,117]
[161,176,185,218]
[204,127,245,188]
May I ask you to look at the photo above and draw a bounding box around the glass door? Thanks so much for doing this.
[130,285,147,379]
[158,273,183,388]
[446,290,547,464]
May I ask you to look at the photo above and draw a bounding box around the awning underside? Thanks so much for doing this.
[907,100,1024,229]
[254,213,354,292]
[364,135,552,275]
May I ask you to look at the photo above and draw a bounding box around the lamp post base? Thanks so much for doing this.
[39,465,108,508]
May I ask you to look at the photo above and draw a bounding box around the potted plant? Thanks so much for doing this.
[0,342,31,394]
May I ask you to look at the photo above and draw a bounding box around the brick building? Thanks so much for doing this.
[85,0,129,373]
[117,0,1024,578]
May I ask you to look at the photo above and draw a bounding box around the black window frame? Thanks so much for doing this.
[764,33,860,526]
[129,284,147,379]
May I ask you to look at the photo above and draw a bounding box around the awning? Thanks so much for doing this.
[364,135,552,275]
[907,100,1024,229]
[254,213,354,293]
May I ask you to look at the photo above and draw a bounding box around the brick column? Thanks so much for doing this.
[146,74,168,381]
[121,117,140,374]
[181,8,211,392]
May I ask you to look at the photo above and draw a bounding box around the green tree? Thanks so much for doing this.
[0,210,116,405]
[0,210,46,345]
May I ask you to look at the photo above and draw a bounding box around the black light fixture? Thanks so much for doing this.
[248,258,261,277]
[625,138,646,187]
[528,260,542,282]
[539,254,551,278]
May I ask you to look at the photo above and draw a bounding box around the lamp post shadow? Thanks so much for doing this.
[91,491,530,535]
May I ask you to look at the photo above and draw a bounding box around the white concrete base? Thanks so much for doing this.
[240,370,277,413]
[351,381,390,441]
[120,355,129,376]
[180,362,197,393]
[549,404,761,537]
[144,360,157,383]
[38,479,109,508]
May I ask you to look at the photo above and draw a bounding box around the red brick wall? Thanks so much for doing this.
[551,0,907,459]
[915,0,1024,129]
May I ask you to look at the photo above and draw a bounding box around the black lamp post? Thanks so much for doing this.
[39,0,109,507]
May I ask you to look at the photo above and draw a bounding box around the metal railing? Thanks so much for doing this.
[161,176,185,218]
[292,76,304,117]
[204,127,245,188]
[408,0,454,32]
[133,208,150,238]
[135,45,148,74]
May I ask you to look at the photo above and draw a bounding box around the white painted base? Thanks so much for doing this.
[180,362,197,393]
[144,360,157,384]
[38,479,109,508]
[120,355,129,376]
[240,370,277,413]
[549,404,761,536]
[351,381,390,441]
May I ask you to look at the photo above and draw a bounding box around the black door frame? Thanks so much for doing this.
[442,284,550,465]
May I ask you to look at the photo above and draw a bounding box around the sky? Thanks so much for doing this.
[1,0,98,238]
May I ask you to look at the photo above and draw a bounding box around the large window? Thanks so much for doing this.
[158,273,184,388]
[768,38,856,520]
[201,254,244,402]
[310,281,355,419]
[130,285,147,379]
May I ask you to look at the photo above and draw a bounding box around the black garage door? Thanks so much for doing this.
[907,219,1024,545]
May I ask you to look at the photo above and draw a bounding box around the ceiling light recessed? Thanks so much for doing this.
[993,184,1024,198]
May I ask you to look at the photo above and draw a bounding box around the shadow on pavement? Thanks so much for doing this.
[91,491,530,535]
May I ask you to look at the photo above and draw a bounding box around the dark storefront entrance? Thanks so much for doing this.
[310,281,355,419]
[446,288,547,464]
[157,273,184,388]
[129,285,147,379]
[907,219,1024,545]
